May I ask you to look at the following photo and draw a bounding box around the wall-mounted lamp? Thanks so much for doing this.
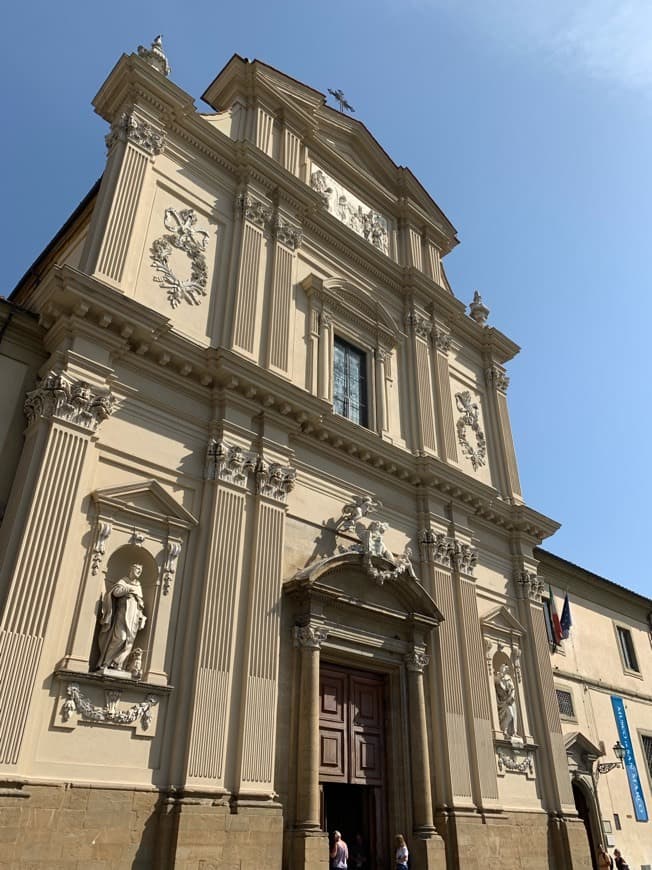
[597,741,625,775]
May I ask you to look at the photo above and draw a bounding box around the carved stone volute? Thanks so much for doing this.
[24,372,115,432]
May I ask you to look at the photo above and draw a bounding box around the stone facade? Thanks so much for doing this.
[0,38,635,869]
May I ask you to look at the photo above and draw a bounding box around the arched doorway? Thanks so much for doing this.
[573,780,599,870]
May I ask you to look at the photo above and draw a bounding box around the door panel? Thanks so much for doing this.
[320,665,385,785]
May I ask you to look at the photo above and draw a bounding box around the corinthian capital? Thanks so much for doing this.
[24,373,115,432]
[294,624,328,649]
[405,649,429,673]
[515,570,544,601]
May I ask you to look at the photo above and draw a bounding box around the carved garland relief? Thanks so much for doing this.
[454,391,487,470]
[150,207,209,308]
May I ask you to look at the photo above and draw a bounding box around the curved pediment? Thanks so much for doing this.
[286,551,443,628]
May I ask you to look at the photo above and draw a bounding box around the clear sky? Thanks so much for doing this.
[2,1,651,599]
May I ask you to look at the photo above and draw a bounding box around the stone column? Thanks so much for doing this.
[229,193,271,357]
[292,624,329,870]
[405,310,437,455]
[265,214,302,376]
[431,326,458,463]
[318,312,332,403]
[405,649,436,832]
[0,373,115,767]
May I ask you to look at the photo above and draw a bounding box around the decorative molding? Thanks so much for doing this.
[455,391,487,471]
[137,35,170,76]
[310,165,389,255]
[205,439,257,488]
[469,290,489,325]
[105,113,165,156]
[91,521,112,576]
[271,215,303,250]
[405,649,430,673]
[293,624,328,649]
[405,311,432,340]
[24,372,115,432]
[485,364,510,392]
[61,683,158,730]
[515,570,545,602]
[496,747,534,776]
[238,193,273,229]
[255,458,297,503]
[419,530,477,575]
[162,541,182,595]
[150,207,209,308]
[432,326,452,353]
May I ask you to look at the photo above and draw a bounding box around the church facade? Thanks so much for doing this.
[0,39,618,869]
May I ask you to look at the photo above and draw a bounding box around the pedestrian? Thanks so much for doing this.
[597,845,613,869]
[395,833,408,870]
[330,830,348,869]
[350,832,368,869]
[614,849,629,870]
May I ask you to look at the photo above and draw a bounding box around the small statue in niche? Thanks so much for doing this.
[494,663,518,737]
[97,563,147,671]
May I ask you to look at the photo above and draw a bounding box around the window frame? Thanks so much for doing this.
[639,730,652,793]
[332,333,369,428]
[614,623,642,677]
[554,684,576,722]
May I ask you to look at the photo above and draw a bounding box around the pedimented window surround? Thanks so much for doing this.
[301,273,399,437]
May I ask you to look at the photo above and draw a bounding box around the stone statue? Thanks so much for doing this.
[494,664,517,736]
[97,564,147,671]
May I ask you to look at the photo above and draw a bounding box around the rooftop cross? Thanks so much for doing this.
[328,88,355,114]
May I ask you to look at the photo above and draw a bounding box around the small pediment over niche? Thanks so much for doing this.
[481,606,526,639]
[92,480,197,529]
[565,731,603,774]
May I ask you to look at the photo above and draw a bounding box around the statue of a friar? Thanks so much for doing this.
[97,563,147,671]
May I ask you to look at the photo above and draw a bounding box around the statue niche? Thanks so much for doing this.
[91,544,157,678]
[493,652,518,738]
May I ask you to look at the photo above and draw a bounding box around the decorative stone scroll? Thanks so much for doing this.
[272,214,303,250]
[455,391,487,471]
[24,372,115,432]
[432,326,452,353]
[105,113,165,157]
[255,458,297,503]
[137,35,170,76]
[418,530,477,575]
[61,683,158,730]
[91,521,112,576]
[310,165,389,255]
[162,541,182,595]
[293,624,328,649]
[150,207,209,308]
[405,311,432,340]
[238,193,273,229]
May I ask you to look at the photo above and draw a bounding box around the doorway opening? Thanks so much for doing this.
[572,781,598,870]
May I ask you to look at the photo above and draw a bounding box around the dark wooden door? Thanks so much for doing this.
[319,665,385,785]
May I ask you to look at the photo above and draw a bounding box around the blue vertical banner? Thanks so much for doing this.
[611,695,649,822]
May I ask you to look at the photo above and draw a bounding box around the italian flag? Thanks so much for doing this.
[549,585,563,645]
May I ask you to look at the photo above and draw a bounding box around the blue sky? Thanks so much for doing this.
[2,1,651,598]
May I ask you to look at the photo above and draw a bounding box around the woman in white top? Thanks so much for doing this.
[330,830,348,869]
[395,833,408,869]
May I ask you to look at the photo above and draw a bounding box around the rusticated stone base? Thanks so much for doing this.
[0,782,161,869]
[286,829,329,869]
[435,808,592,869]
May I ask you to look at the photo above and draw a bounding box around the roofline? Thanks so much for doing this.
[535,547,652,609]
[9,178,101,301]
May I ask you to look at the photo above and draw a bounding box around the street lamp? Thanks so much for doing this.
[597,741,625,776]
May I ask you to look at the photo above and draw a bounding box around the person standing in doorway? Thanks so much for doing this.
[395,833,409,870]
[330,830,348,869]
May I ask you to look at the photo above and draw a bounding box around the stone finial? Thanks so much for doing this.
[469,290,489,326]
[137,35,170,76]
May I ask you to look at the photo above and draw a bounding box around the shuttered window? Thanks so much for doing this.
[333,336,368,427]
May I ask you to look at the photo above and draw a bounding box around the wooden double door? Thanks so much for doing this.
[319,664,388,868]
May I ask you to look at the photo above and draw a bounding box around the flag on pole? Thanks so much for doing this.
[548,585,563,644]
[560,592,572,639]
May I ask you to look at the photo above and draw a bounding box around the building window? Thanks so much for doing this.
[613,813,621,831]
[642,734,652,779]
[556,688,575,719]
[333,336,368,427]
[616,626,640,673]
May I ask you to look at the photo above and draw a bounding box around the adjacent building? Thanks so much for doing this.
[0,38,649,869]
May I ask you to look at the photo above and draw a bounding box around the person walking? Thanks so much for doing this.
[613,849,629,870]
[395,833,408,870]
[330,830,348,869]
[597,845,613,869]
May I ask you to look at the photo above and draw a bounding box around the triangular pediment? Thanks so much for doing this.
[92,480,197,528]
[564,731,603,760]
[481,606,526,637]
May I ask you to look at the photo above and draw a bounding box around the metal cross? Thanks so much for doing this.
[328,88,355,114]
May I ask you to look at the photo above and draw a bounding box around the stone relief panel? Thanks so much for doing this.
[58,682,159,736]
[150,207,210,308]
[454,390,487,471]
[310,164,390,255]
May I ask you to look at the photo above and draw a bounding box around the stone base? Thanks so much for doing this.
[410,831,447,868]
[435,808,592,869]
[287,828,329,869]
